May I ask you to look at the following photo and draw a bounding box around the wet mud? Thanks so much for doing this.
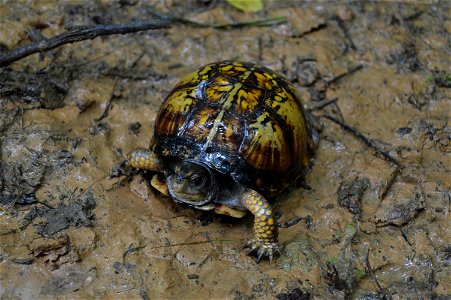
[0,1,449,299]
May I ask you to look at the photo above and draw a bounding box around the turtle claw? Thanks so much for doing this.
[243,239,280,263]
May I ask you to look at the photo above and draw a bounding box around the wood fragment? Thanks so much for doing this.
[94,79,119,123]
[327,65,363,84]
[324,114,400,165]
[0,18,173,67]
[362,244,383,291]
[305,98,338,111]
[379,165,401,199]
[331,15,356,51]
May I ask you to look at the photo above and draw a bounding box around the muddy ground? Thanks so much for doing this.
[0,1,450,299]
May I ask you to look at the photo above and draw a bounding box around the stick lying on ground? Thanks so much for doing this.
[0,18,173,67]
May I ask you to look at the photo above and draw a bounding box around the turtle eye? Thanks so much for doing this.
[190,175,205,188]
[175,175,184,184]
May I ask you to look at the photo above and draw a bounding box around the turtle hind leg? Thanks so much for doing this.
[241,188,281,263]
[127,148,163,171]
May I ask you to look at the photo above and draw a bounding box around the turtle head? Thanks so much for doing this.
[167,160,218,206]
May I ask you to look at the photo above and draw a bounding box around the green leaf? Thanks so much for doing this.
[354,268,366,277]
[328,257,338,265]
[226,0,264,12]
[344,224,357,236]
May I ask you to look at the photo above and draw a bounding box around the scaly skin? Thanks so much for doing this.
[127,148,162,171]
[241,189,280,263]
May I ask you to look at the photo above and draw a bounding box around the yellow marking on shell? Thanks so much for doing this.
[166,88,196,114]
[233,65,246,72]
[221,64,233,71]
[254,72,272,90]
[221,82,243,107]
[184,107,217,142]
[263,72,278,89]
[202,110,225,151]
[178,65,213,86]
[241,111,290,170]
[205,80,233,103]
[178,71,199,86]
[214,115,242,153]
[199,66,212,75]
[267,85,308,163]
[199,65,213,80]
[202,69,253,151]
[236,88,261,113]
[268,219,274,225]
[156,86,197,136]
[216,76,230,85]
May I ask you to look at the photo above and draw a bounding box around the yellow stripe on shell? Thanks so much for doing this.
[156,86,197,137]
[266,85,309,165]
[202,69,253,151]
[241,111,290,171]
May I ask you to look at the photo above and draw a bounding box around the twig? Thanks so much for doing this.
[149,239,234,249]
[279,215,312,228]
[362,244,383,291]
[292,23,327,38]
[400,228,413,246]
[94,79,118,123]
[0,18,172,67]
[123,244,147,260]
[331,15,356,51]
[379,164,401,199]
[175,16,287,29]
[75,175,108,199]
[327,65,363,85]
[403,10,425,21]
[305,98,338,112]
[324,114,400,165]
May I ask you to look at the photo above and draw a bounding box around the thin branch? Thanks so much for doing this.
[149,239,234,249]
[324,114,400,165]
[379,164,401,199]
[0,18,173,67]
[305,98,338,112]
[327,65,363,85]
[174,15,287,29]
[331,15,356,51]
[94,79,118,123]
[362,244,383,291]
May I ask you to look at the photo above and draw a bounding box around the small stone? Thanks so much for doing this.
[187,274,199,280]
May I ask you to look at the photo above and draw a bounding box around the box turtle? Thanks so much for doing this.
[127,61,316,262]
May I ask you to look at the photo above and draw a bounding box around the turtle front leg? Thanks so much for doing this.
[127,148,163,171]
[241,188,280,263]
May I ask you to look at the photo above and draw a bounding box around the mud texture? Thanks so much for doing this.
[1,1,450,299]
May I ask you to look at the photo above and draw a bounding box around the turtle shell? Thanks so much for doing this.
[151,61,314,195]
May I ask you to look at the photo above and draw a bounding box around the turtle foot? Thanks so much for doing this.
[243,239,281,263]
